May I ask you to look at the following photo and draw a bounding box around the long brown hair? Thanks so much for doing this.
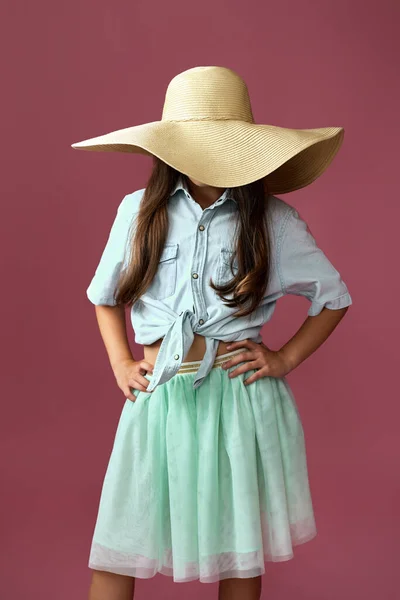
[115,157,272,318]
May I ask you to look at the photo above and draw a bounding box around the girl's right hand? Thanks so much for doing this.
[113,358,155,402]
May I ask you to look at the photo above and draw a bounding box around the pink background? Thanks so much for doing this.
[1,1,398,598]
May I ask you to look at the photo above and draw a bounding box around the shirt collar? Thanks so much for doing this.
[169,175,236,205]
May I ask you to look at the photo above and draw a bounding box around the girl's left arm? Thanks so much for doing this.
[222,204,353,381]
[276,204,353,372]
[277,306,350,372]
[224,306,349,381]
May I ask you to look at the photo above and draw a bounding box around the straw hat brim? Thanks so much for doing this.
[71,120,344,193]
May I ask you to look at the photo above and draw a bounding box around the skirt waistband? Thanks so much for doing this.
[176,347,250,375]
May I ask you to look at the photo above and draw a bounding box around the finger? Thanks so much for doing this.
[124,387,138,402]
[221,351,255,370]
[227,360,261,378]
[131,373,154,390]
[243,368,268,385]
[139,361,154,374]
[129,382,152,395]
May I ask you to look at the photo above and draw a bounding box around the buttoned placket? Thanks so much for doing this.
[180,186,232,322]
[190,211,211,328]
[146,188,233,392]
[190,192,235,384]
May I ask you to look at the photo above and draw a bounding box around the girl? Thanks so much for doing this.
[72,66,352,600]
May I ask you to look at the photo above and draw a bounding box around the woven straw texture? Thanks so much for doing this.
[71,66,344,193]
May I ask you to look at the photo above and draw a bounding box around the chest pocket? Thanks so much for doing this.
[147,242,179,300]
[216,248,239,286]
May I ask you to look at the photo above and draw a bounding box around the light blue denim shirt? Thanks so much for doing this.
[86,177,352,392]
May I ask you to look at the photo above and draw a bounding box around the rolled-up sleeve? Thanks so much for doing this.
[86,192,138,306]
[278,206,353,316]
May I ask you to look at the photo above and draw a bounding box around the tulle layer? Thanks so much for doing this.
[88,351,317,583]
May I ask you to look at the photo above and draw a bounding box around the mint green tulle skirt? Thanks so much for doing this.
[88,348,317,583]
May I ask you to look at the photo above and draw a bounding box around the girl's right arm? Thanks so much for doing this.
[84,191,152,401]
[94,304,154,401]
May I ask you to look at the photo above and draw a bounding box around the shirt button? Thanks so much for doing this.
[198,225,205,231]
[174,354,180,360]
[192,273,199,279]
[198,319,204,325]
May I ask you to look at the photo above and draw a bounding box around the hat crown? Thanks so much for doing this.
[161,66,255,123]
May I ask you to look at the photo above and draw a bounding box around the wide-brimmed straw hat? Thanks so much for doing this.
[71,65,344,193]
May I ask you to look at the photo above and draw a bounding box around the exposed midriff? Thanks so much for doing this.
[142,334,233,370]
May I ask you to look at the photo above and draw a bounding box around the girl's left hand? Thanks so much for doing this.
[221,339,293,385]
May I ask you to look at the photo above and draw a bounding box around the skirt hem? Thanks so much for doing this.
[88,529,317,584]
